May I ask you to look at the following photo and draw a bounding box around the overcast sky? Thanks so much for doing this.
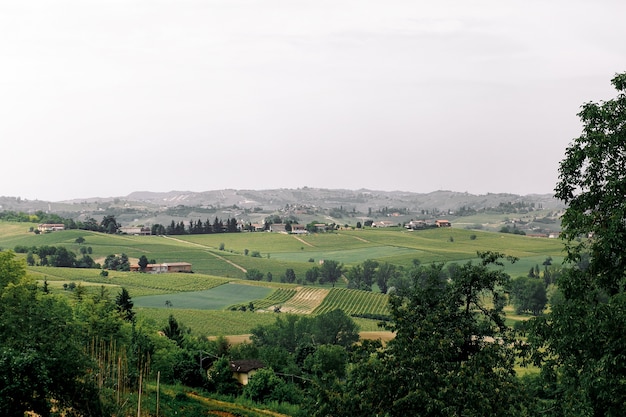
[1,0,625,201]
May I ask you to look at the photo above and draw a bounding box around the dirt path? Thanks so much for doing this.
[292,234,314,247]
[161,236,247,273]
[338,233,370,243]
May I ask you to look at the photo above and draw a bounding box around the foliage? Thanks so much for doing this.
[0,275,103,415]
[318,259,343,287]
[527,73,626,417]
[115,287,135,322]
[508,276,547,315]
[311,252,529,416]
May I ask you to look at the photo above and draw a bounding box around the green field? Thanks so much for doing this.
[0,221,563,335]
[134,283,273,310]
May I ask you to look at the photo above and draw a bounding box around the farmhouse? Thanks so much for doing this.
[269,223,287,233]
[372,221,396,228]
[120,226,151,235]
[435,220,452,227]
[406,220,427,230]
[130,262,192,273]
[290,224,307,234]
[230,360,265,385]
[37,223,65,232]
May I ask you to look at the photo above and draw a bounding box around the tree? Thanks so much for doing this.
[138,255,149,271]
[162,314,185,347]
[0,251,26,290]
[321,253,528,417]
[319,260,343,287]
[376,262,398,294]
[284,268,296,284]
[509,276,547,315]
[245,268,264,281]
[115,287,135,322]
[347,260,378,291]
[100,215,120,234]
[0,278,103,416]
[527,72,626,416]
[305,266,319,284]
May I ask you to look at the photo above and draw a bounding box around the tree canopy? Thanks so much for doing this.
[528,71,626,416]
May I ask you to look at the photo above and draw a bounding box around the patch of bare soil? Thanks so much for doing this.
[359,331,395,343]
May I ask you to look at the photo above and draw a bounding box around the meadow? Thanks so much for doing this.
[0,221,565,336]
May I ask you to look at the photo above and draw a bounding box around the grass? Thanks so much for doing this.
[134,283,273,310]
[136,308,281,336]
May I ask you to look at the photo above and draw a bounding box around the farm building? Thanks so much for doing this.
[230,360,265,385]
[290,224,307,234]
[120,226,151,235]
[130,262,192,273]
[37,223,65,232]
[372,221,396,228]
[435,220,452,227]
[269,223,287,233]
[406,220,427,230]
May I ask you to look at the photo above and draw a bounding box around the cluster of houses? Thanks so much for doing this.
[404,219,451,229]
[37,223,65,232]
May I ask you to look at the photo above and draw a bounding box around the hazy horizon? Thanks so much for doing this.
[2,1,625,201]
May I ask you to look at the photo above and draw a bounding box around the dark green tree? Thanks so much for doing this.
[284,268,296,283]
[528,72,626,416]
[162,314,185,347]
[305,266,319,284]
[319,253,528,417]
[114,287,135,322]
[138,255,149,271]
[509,276,547,315]
[319,260,343,287]
[376,261,398,294]
[100,215,120,234]
[245,268,264,281]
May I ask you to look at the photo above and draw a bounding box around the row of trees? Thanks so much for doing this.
[245,260,345,287]
[151,217,240,235]
[14,244,97,268]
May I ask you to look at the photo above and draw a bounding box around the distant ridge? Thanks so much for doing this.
[0,188,563,214]
[76,188,563,211]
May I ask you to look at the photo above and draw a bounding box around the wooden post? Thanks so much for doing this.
[156,371,160,417]
[137,371,142,417]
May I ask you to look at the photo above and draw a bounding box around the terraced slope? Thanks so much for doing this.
[313,288,389,316]
[279,286,329,314]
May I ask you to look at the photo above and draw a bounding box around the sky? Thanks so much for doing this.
[1,0,625,202]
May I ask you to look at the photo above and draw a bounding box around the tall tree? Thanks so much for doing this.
[138,255,149,271]
[100,215,120,234]
[162,314,185,347]
[318,253,527,417]
[528,72,626,416]
[115,287,135,322]
[319,260,343,288]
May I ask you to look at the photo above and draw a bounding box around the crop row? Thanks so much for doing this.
[227,287,298,311]
[280,287,329,314]
[313,288,389,316]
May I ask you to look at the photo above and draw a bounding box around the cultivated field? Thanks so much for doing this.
[0,221,565,337]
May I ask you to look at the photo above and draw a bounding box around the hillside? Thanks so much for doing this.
[0,188,564,231]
